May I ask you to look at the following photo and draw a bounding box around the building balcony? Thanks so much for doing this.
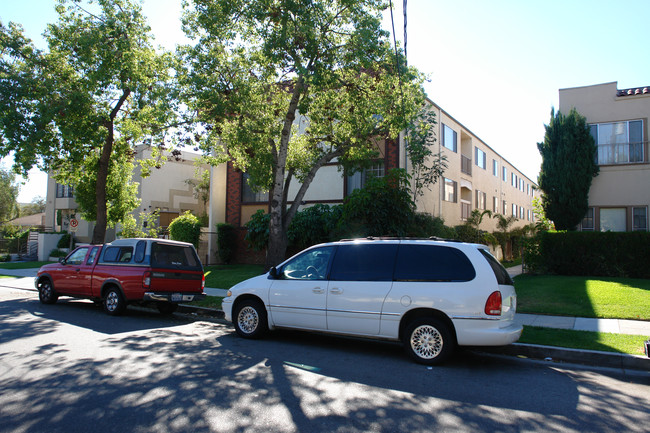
[461,155,472,175]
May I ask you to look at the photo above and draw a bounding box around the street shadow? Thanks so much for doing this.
[0,297,186,343]
[2,310,648,433]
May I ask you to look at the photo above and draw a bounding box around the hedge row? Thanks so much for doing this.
[532,231,650,278]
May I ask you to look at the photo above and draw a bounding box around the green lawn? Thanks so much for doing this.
[520,326,648,356]
[203,264,265,289]
[514,274,650,320]
[0,261,52,270]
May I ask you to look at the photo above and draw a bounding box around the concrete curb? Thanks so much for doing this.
[475,342,650,371]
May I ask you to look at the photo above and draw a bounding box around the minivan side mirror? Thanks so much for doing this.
[268,267,279,279]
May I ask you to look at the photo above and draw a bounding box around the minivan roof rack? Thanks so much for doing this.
[337,236,464,243]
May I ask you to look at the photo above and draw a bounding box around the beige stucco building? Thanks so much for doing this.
[559,82,649,231]
[208,99,539,235]
[44,146,208,243]
[400,99,538,232]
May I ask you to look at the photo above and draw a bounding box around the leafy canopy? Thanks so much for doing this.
[180,0,427,266]
[537,108,598,230]
[0,0,177,241]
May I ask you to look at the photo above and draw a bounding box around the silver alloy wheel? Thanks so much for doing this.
[41,282,52,299]
[237,305,259,334]
[410,324,443,360]
[105,291,119,312]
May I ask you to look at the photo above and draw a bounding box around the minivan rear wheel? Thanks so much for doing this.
[403,318,454,365]
[234,299,268,339]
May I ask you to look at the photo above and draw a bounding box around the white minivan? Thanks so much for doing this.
[222,238,522,364]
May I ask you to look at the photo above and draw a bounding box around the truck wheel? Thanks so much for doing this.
[157,302,178,315]
[233,299,268,339]
[103,287,126,316]
[38,279,58,305]
[403,318,454,365]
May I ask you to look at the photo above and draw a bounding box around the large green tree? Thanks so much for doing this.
[180,0,427,267]
[0,0,175,243]
[0,167,19,222]
[537,108,599,230]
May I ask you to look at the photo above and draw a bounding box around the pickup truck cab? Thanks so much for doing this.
[35,238,205,315]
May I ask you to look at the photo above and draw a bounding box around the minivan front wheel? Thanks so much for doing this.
[403,318,454,365]
[234,299,268,339]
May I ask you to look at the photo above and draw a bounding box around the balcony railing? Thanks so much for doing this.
[597,141,646,165]
[461,155,472,175]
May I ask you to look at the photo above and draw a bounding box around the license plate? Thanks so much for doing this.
[171,293,182,302]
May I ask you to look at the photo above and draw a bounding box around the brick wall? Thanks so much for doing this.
[226,161,242,227]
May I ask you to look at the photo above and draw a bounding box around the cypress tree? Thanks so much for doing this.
[537,108,599,230]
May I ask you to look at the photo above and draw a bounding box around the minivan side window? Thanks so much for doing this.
[394,244,476,282]
[478,249,514,285]
[280,246,334,280]
[330,244,398,281]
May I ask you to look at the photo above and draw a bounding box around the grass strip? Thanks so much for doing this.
[189,295,224,310]
[203,264,264,289]
[0,261,52,270]
[520,326,649,356]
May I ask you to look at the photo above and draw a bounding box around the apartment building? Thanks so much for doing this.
[559,82,649,232]
[209,99,538,233]
[401,99,538,232]
[44,146,208,243]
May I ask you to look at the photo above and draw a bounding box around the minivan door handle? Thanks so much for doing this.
[312,287,325,294]
[329,287,343,294]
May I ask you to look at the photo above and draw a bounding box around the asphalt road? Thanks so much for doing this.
[1,287,649,433]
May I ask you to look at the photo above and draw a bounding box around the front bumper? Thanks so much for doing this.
[143,292,206,303]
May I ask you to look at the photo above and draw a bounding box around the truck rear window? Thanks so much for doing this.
[151,242,201,270]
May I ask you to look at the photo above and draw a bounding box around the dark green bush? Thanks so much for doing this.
[168,211,202,248]
[244,210,270,251]
[288,204,342,249]
[534,231,650,278]
[216,223,236,264]
[57,233,75,249]
[408,213,457,239]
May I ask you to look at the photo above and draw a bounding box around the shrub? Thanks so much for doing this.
[49,249,68,258]
[0,253,11,262]
[288,204,342,249]
[168,211,202,248]
[244,210,270,251]
[535,231,650,278]
[57,233,75,249]
[216,223,236,264]
[408,214,457,239]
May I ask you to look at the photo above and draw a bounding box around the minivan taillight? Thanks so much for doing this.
[143,271,152,289]
[485,291,502,316]
[201,273,205,290]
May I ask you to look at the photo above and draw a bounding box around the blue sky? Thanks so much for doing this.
[2,0,649,201]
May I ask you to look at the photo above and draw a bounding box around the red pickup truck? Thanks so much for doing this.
[35,238,205,315]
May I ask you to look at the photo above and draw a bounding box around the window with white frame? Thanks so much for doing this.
[443,178,457,202]
[502,166,507,182]
[600,208,626,232]
[493,196,498,213]
[476,190,486,210]
[475,147,486,169]
[502,200,507,215]
[493,160,498,177]
[633,207,647,231]
[590,120,644,165]
[442,124,457,152]
[347,161,385,195]
[581,207,594,231]
[512,203,517,217]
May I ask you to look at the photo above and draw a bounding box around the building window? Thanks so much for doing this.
[600,208,626,232]
[590,120,644,165]
[346,161,385,195]
[527,209,531,221]
[242,173,268,203]
[633,207,647,231]
[502,200,507,215]
[475,190,486,210]
[56,183,74,198]
[493,196,498,213]
[520,206,525,219]
[512,203,517,217]
[502,166,507,182]
[492,160,498,177]
[442,124,457,153]
[475,147,486,169]
[581,207,594,231]
[443,178,457,202]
